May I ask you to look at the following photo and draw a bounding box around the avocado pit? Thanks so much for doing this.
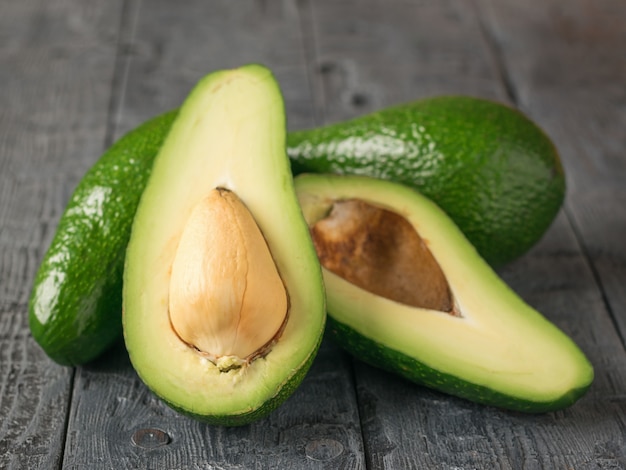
[310,198,455,314]
[168,188,289,368]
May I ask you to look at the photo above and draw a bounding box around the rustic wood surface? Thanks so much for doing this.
[1,0,625,468]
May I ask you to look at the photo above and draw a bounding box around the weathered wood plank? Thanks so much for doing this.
[113,0,318,136]
[305,0,626,468]
[3,0,625,468]
[0,1,125,469]
[477,0,626,345]
[305,0,511,126]
[62,1,366,468]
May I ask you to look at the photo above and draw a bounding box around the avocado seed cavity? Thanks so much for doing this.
[168,188,288,369]
[311,199,456,314]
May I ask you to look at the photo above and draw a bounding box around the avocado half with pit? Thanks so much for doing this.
[123,65,325,425]
[295,173,593,412]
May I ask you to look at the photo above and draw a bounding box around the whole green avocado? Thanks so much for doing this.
[29,95,564,365]
[28,111,176,365]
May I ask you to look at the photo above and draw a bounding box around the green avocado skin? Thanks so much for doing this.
[28,111,177,366]
[287,96,565,268]
[29,96,563,365]
[328,317,589,413]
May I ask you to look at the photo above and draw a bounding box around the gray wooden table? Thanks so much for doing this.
[2,1,625,468]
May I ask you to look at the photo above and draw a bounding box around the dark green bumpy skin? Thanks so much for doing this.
[287,96,565,267]
[28,111,177,366]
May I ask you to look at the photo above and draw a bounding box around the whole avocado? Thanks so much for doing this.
[28,111,176,365]
[29,95,564,365]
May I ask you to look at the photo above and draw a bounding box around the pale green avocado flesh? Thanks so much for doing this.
[123,65,325,425]
[295,173,593,412]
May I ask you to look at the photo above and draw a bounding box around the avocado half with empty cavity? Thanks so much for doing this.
[123,65,325,425]
[295,173,593,412]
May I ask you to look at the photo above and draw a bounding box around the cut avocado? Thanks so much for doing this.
[295,173,593,412]
[123,65,325,425]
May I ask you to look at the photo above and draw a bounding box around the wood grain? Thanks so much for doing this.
[1,0,625,468]
[112,0,317,137]
[0,1,124,468]
[304,0,511,125]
